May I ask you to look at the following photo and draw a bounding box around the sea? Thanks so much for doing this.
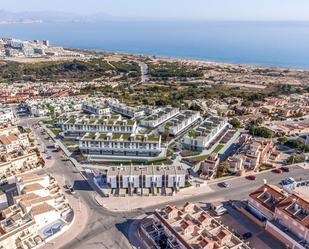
[1,21,309,68]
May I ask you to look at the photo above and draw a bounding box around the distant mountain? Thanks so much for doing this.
[0,10,114,23]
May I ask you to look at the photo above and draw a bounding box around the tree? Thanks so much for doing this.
[249,126,274,138]
[277,137,288,144]
[287,154,305,165]
[230,118,241,128]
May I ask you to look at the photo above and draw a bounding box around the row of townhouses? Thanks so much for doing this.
[106,164,186,196]
[79,132,162,158]
[57,114,137,136]
[140,107,180,128]
[159,111,201,136]
[183,116,230,151]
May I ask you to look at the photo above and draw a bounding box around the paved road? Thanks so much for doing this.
[18,117,141,249]
[142,164,309,212]
[18,116,309,249]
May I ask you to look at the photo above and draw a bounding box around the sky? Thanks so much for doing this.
[1,0,309,21]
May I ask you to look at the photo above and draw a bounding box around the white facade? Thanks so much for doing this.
[183,116,230,151]
[106,164,187,193]
[140,107,180,128]
[0,109,15,124]
[59,114,137,136]
[79,132,162,158]
[159,111,201,136]
[108,102,145,118]
[82,103,110,115]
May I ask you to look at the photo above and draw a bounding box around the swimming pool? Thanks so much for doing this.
[42,220,65,237]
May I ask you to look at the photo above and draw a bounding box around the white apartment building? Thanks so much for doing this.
[106,164,187,196]
[108,102,145,119]
[159,110,201,136]
[58,114,137,136]
[79,132,162,158]
[140,107,180,128]
[82,103,110,115]
[183,116,230,151]
[0,109,15,124]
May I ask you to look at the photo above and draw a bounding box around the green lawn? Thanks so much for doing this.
[186,154,209,162]
[50,129,61,136]
[213,144,224,153]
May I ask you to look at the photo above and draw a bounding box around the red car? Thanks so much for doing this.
[273,168,283,174]
[246,175,256,180]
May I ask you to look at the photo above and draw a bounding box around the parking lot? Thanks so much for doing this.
[218,204,285,249]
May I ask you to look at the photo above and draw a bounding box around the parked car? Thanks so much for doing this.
[46,155,52,160]
[280,167,290,172]
[246,175,256,181]
[218,182,230,188]
[241,232,252,240]
[69,186,75,194]
[273,168,283,174]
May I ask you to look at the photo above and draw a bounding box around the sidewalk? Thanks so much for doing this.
[39,173,89,249]
[94,184,213,211]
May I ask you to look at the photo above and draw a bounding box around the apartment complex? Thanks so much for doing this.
[183,116,230,151]
[159,111,201,136]
[82,102,110,115]
[108,101,145,119]
[106,164,187,196]
[248,184,309,249]
[79,132,162,158]
[140,107,180,128]
[141,202,249,249]
[58,114,137,136]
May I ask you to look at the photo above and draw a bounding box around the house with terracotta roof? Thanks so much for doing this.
[140,202,249,249]
[248,184,309,249]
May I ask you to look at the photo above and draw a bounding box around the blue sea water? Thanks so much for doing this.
[1,21,309,68]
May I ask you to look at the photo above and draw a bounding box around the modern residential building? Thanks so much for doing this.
[140,107,180,128]
[183,116,230,151]
[108,101,145,119]
[0,191,8,210]
[0,108,15,124]
[79,132,162,158]
[58,114,136,136]
[159,110,201,136]
[141,202,249,249]
[106,164,187,196]
[82,102,110,115]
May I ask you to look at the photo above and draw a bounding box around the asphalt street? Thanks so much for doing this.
[19,117,141,249]
[18,116,309,249]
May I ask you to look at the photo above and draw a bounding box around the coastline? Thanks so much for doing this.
[69,46,309,71]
